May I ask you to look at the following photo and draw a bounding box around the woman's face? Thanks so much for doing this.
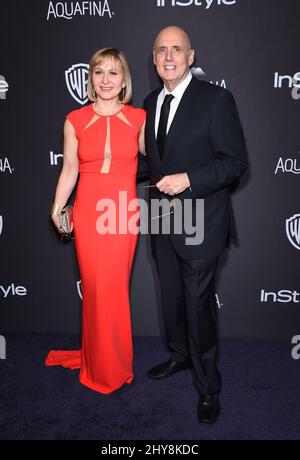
[92,57,125,102]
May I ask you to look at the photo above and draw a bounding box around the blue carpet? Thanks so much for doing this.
[0,333,299,440]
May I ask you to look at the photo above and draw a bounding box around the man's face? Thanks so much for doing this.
[153,28,194,91]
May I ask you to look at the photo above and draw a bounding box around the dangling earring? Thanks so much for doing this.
[120,85,126,102]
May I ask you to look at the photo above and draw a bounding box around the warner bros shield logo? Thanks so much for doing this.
[65,64,89,105]
[286,214,300,250]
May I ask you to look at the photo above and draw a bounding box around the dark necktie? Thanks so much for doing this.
[157,94,174,159]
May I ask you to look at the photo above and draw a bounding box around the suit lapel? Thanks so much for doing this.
[162,78,198,165]
[146,90,161,167]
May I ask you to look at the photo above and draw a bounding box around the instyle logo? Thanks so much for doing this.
[0,157,14,174]
[65,63,89,105]
[260,289,300,303]
[0,75,9,100]
[286,214,300,250]
[275,153,300,174]
[47,0,114,20]
[50,151,63,166]
[291,335,300,360]
[156,0,237,8]
[274,72,300,100]
[0,216,3,236]
[274,71,300,88]
[0,283,28,298]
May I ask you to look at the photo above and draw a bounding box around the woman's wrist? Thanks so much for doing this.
[51,202,60,217]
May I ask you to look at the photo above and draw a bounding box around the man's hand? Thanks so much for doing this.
[156,173,190,196]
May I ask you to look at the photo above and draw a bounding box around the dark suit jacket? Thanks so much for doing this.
[139,76,248,259]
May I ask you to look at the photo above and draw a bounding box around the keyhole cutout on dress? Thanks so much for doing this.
[100,117,111,173]
[82,110,134,175]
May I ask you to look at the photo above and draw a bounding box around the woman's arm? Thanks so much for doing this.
[51,119,79,232]
[138,121,146,155]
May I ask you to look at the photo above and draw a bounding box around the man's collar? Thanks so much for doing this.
[163,71,192,99]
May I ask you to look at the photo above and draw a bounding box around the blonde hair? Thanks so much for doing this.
[87,48,132,104]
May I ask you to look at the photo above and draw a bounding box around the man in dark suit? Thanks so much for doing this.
[142,26,248,425]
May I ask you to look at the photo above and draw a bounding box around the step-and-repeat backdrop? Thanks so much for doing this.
[0,1,299,347]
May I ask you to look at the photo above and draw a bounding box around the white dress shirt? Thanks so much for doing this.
[155,71,193,138]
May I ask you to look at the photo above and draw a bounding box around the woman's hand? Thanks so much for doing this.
[51,203,64,234]
[51,205,74,235]
[51,209,64,234]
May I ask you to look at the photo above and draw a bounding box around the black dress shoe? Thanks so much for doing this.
[147,358,191,380]
[197,394,220,425]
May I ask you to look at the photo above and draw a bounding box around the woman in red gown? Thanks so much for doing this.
[46,48,146,394]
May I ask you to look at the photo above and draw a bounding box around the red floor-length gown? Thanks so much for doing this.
[46,104,146,394]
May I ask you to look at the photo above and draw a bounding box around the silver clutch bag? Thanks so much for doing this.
[59,205,74,238]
